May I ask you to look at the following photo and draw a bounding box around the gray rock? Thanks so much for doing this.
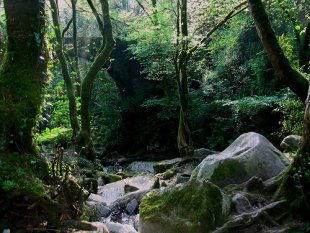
[176,173,191,184]
[126,199,139,215]
[133,214,139,231]
[2,230,10,233]
[127,161,155,174]
[72,222,109,233]
[232,192,252,214]
[153,158,182,173]
[105,222,137,233]
[87,193,106,204]
[280,135,301,152]
[97,175,159,206]
[139,180,231,233]
[191,132,287,187]
[194,148,218,159]
[124,184,139,194]
[95,203,112,218]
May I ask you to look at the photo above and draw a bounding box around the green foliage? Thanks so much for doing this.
[203,95,286,149]
[90,71,121,149]
[279,96,304,136]
[35,127,72,146]
[0,153,47,198]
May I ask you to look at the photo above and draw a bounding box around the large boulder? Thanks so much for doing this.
[139,180,230,233]
[280,135,301,152]
[191,132,288,187]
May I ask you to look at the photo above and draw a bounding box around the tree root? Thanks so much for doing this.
[213,200,286,233]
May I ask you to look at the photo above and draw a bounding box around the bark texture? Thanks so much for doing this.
[0,0,48,154]
[79,0,115,161]
[49,0,80,137]
[247,0,308,101]
[175,0,194,157]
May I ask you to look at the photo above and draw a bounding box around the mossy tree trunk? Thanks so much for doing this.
[49,0,80,137]
[247,0,308,101]
[0,0,48,154]
[175,0,194,157]
[79,0,115,161]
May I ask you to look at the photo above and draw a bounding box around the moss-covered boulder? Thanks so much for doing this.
[139,180,230,233]
[191,132,288,187]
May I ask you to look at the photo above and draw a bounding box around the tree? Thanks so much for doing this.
[49,0,80,137]
[248,0,310,159]
[0,0,48,154]
[175,0,247,156]
[247,0,308,101]
[79,0,115,160]
[49,0,115,161]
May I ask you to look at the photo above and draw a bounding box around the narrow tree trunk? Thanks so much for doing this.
[49,0,80,136]
[247,0,308,101]
[0,0,48,154]
[71,0,82,96]
[175,0,193,157]
[176,62,193,157]
[300,22,310,73]
[79,0,115,161]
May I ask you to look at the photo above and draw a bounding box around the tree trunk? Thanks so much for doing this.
[71,0,82,96]
[49,0,80,137]
[247,0,308,101]
[0,0,48,154]
[248,0,310,162]
[175,0,193,157]
[300,22,310,73]
[79,0,115,161]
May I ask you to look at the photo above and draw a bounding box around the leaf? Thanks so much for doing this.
[295,25,301,31]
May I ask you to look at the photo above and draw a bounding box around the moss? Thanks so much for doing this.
[156,169,176,180]
[154,161,173,173]
[101,173,123,184]
[0,153,48,198]
[210,159,248,187]
[140,181,228,232]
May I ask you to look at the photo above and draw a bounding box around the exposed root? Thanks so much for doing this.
[213,200,286,233]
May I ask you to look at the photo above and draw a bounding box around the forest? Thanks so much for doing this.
[0,0,309,232]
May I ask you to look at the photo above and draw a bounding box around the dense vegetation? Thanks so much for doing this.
[0,0,309,231]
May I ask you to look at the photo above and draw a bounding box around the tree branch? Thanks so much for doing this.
[86,0,105,37]
[186,1,247,62]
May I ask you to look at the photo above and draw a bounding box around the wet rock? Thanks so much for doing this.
[154,158,182,173]
[126,199,139,215]
[95,203,112,218]
[133,214,139,231]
